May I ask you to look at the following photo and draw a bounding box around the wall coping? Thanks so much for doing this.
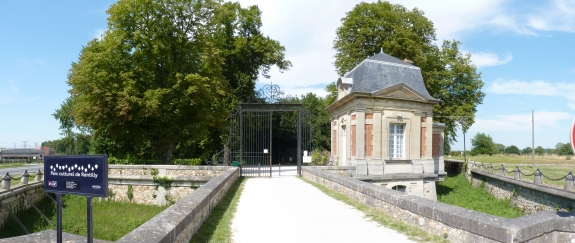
[108,165,231,171]
[303,166,575,242]
[107,174,213,182]
[0,181,43,201]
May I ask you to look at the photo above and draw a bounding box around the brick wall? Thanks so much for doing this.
[365,124,373,156]
[351,125,356,156]
[365,113,373,119]
[332,129,337,155]
[421,127,427,157]
[421,117,428,157]
[432,134,440,156]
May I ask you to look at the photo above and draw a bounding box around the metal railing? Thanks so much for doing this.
[1,169,44,190]
[467,161,574,191]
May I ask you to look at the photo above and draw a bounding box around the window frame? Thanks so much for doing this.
[389,123,405,159]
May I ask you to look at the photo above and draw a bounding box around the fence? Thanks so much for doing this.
[459,160,575,214]
[468,161,574,191]
[0,169,47,233]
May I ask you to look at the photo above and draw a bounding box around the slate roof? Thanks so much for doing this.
[344,52,437,101]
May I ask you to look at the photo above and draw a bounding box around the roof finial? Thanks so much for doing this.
[380,47,383,53]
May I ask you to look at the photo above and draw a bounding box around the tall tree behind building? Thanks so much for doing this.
[333,0,485,151]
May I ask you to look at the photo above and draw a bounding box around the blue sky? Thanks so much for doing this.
[1,0,575,152]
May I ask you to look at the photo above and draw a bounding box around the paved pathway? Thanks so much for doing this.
[231,174,416,243]
[0,163,43,176]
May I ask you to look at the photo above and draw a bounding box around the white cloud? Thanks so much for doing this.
[93,29,105,40]
[234,0,575,97]
[526,0,575,33]
[489,79,575,109]
[469,111,572,133]
[469,51,512,68]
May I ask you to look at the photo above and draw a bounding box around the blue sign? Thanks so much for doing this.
[44,155,108,197]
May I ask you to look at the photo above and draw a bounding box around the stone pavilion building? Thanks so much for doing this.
[327,51,447,200]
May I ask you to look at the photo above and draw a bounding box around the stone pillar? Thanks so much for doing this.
[480,163,485,172]
[534,169,542,185]
[488,164,493,174]
[565,172,574,191]
[514,166,521,180]
[21,170,29,185]
[499,165,505,176]
[35,169,42,182]
[354,109,367,176]
[369,109,384,175]
[1,173,10,190]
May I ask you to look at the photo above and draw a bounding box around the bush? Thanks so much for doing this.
[173,158,202,166]
[108,157,161,165]
[311,150,330,165]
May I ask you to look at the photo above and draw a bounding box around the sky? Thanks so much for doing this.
[1,0,575,152]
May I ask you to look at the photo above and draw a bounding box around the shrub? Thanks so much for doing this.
[311,150,330,166]
[173,158,202,166]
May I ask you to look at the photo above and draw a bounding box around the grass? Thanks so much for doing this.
[436,173,524,218]
[0,162,38,169]
[299,177,448,243]
[0,194,168,241]
[189,177,247,243]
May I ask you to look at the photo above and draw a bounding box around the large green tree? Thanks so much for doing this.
[61,0,290,163]
[505,145,521,155]
[470,133,496,156]
[333,1,484,150]
[554,142,574,156]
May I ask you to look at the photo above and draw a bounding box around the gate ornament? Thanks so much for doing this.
[245,84,297,104]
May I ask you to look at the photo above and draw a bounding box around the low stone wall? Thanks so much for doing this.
[0,181,46,229]
[116,167,239,243]
[107,165,228,206]
[465,165,575,214]
[316,166,355,177]
[302,166,575,243]
[0,167,239,243]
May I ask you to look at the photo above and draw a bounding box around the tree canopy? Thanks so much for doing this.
[555,142,574,156]
[333,0,484,151]
[470,133,496,156]
[58,0,290,163]
[504,145,520,155]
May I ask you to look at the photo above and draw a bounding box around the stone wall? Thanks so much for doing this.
[0,181,46,229]
[464,164,575,215]
[303,166,575,243]
[0,167,239,243]
[116,167,239,243]
[107,165,228,206]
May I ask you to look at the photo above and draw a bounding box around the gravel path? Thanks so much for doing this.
[231,176,416,243]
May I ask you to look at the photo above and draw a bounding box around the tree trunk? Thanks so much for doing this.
[164,140,174,165]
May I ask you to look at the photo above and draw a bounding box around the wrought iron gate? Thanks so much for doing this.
[228,84,313,177]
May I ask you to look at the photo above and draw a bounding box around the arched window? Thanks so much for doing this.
[391,185,406,192]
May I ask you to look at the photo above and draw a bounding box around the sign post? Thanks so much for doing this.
[44,155,108,243]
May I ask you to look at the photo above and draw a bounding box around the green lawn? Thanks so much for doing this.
[437,174,524,218]
[0,194,168,241]
[190,177,247,243]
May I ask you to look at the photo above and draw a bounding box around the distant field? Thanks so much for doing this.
[448,154,575,188]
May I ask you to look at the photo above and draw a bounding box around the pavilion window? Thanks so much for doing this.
[389,124,405,158]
